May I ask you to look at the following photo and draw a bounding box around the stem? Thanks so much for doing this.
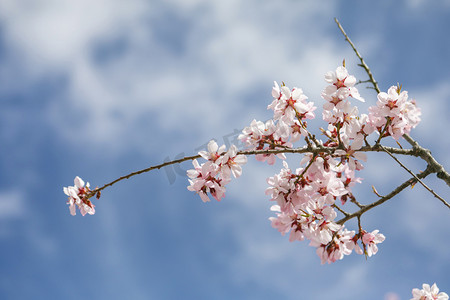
[335,18,450,188]
[380,145,449,208]
[337,166,434,225]
[332,204,349,217]
[334,18,380,93]
[89,154,201,197]
[403,134,450,187]
[88,144,427,199]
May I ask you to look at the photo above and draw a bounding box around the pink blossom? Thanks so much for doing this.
[269,205,298,237]
[289,120,309,142]
[239,119,289,165]
[368,86,421,140]
[198,140,226,163]
[354,229,385,257]
[218,144,247,179]
[187,159,226,202]
[268,82,316,125]
[63,176,95,216]
[187,141,246,202]
[411,283,449,300]
[336,164,363,196]
[309,170,348,205]
[334,146,367,171]
[322,66,365,102]
[314,228,355,264]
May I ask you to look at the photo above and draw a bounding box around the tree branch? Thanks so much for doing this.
[380,145,449,208]
[337,166,434,225]
[402,134,450,187]
[334,18,380,93]
[334,18,450,188]
[88,144,428,199]
[90,154,201,197]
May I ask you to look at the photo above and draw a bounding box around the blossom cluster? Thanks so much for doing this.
[267,159,385,264]
[411,283,448,300]
[368,85,421,140]
[321,66,372,152]
[239,83,316,164]
[184,64,421,263]
[63,176,95,216]
[187,140,247,202]
[237,66,382,263]
[63,63,422,267]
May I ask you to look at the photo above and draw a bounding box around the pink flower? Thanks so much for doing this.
[218,145,247,179]
[289,120,309,142]
[368,86,421,140]
[240,119,289,165]
[268,82,316,125]
[411,283,449,300]
[309,170,348,204]
[187,141,246,202]
[354,229,385,257]
[63,176,95,216]
[314,228,355,264]
[334,146,367,171]
[187,159,226,202]
[269,205,297,237]
[322,66,365,102]
[199,140,226,163]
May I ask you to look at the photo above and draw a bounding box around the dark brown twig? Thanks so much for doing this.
[337,166,434,225]
[335,18,450,189]
[380,145,449,208]
[334,18,380,93]
[88,144,427,199]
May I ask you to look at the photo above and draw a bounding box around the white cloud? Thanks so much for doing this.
[0,0,347,155]
[405,0,450,9]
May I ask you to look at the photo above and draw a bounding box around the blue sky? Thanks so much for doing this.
[0,1,449,299]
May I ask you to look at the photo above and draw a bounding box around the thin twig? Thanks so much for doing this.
[335,18,450,188]
[402,134,450,187]
[380,145,449,209]
[332,204,349,217]
[88,144,423,198]
[90,154,201,196]
[334,18,380,93]
[349,194,364,209]
[337,166,434,225]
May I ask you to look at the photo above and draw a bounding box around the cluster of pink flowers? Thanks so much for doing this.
[64,63,422,268]
[266,158,384,264]
[185,64,422,263]
[238,65,422,264]
[63,176,95,216]
[258,67,386,263]
[187,140,247,202]
[238,82,317,165]
[411,283,448,300]
[322,65,365,103]
[368,85,422,140]
[61,57,444,298]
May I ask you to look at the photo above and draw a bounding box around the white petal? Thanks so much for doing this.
[344,75,356,86]
[74,176,84,188]
[324,71,336,83]
[207,140,218,153]
[281,86,291,98]
[335,66,348,80]
[69,204,76,216]
[291,88,303,100]
[270,205,281,212]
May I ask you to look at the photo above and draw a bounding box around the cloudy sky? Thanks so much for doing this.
[1,0,449,299]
